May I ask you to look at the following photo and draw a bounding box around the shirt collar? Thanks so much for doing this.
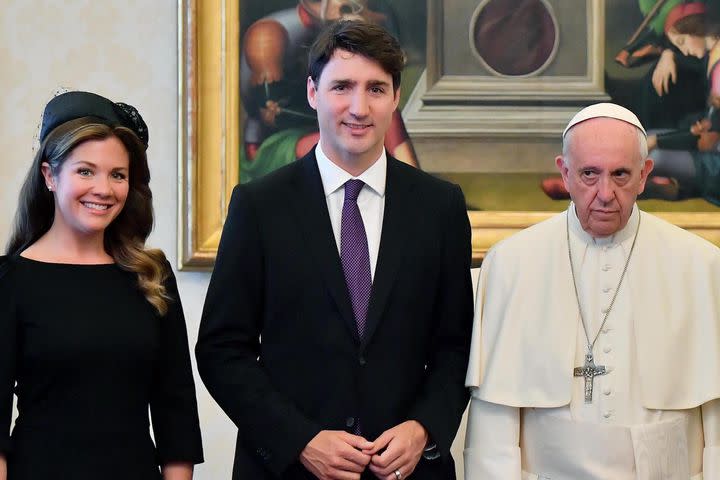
[567,201,640,247]
[315,143,387,198]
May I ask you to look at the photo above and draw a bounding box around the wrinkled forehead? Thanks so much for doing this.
[565,117,643,164]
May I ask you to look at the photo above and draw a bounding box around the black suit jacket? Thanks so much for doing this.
[196,151,473,479]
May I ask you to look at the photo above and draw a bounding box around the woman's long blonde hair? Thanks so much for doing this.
[7,119,171,315]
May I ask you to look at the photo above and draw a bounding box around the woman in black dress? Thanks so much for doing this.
[0,91,204,479]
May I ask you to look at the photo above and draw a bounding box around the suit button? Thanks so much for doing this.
[256,447,271,461]
[359,356,367,366]
[345,416,356,428]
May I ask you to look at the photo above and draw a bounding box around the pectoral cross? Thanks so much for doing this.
[573,352,607,403]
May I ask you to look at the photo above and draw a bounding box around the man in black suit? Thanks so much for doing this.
[196,20,473,480]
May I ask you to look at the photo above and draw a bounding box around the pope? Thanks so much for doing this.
[464,103,720,480]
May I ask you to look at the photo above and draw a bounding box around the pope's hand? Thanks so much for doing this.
[363,420,428,479]
[300,430,373,480]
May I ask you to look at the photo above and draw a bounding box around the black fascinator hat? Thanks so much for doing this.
[39,91,149,148]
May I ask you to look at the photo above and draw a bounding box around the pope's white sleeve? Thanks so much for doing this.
[464,387,521,479]
[702,398,720,479]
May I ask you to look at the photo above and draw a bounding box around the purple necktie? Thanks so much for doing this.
[340,179,372,339]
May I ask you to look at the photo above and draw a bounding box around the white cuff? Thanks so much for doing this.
[704,445,720,480]
[464,390,521,479]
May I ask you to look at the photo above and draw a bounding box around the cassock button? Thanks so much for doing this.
[603,411,612,418]
[346,417,356,428]
[359,356,367,366]
[603,345,612,353]
[603,387,612,396]
[602,264,612,271]
[601,307,609,314]
[602,287,612,293]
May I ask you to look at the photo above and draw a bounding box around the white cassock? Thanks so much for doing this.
[465,204,720,480]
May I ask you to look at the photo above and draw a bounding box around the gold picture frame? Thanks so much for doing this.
[178,0,240,270]
[179,0,720,270]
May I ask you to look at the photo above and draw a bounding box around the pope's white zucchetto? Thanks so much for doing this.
[563,102,647,138]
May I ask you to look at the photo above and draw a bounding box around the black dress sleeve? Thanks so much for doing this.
[0,256,17,457]
[149,264,204,465]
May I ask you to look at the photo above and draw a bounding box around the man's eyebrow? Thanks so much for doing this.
[329,79,391,87]
[330,79,355,86]
[611,167,631,174]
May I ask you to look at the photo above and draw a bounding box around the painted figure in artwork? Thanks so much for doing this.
[240,0,419,183]
[646,2,720,205]
[614,0,706,130]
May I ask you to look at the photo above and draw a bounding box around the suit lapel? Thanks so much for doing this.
[361,158,413,349]
[289,153,359,341]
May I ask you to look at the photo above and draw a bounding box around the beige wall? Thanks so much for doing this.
[0,2,472,478]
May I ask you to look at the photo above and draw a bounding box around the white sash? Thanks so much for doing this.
[520,409,701,480]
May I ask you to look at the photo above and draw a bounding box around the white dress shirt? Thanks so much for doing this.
[315,144,385,280]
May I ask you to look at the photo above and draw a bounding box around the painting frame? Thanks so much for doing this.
[179,0,720,270]
[178,0,240,270]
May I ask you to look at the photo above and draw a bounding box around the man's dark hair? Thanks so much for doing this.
[308,20,405,92]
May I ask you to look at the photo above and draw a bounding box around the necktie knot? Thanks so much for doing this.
[344,179,365,203]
